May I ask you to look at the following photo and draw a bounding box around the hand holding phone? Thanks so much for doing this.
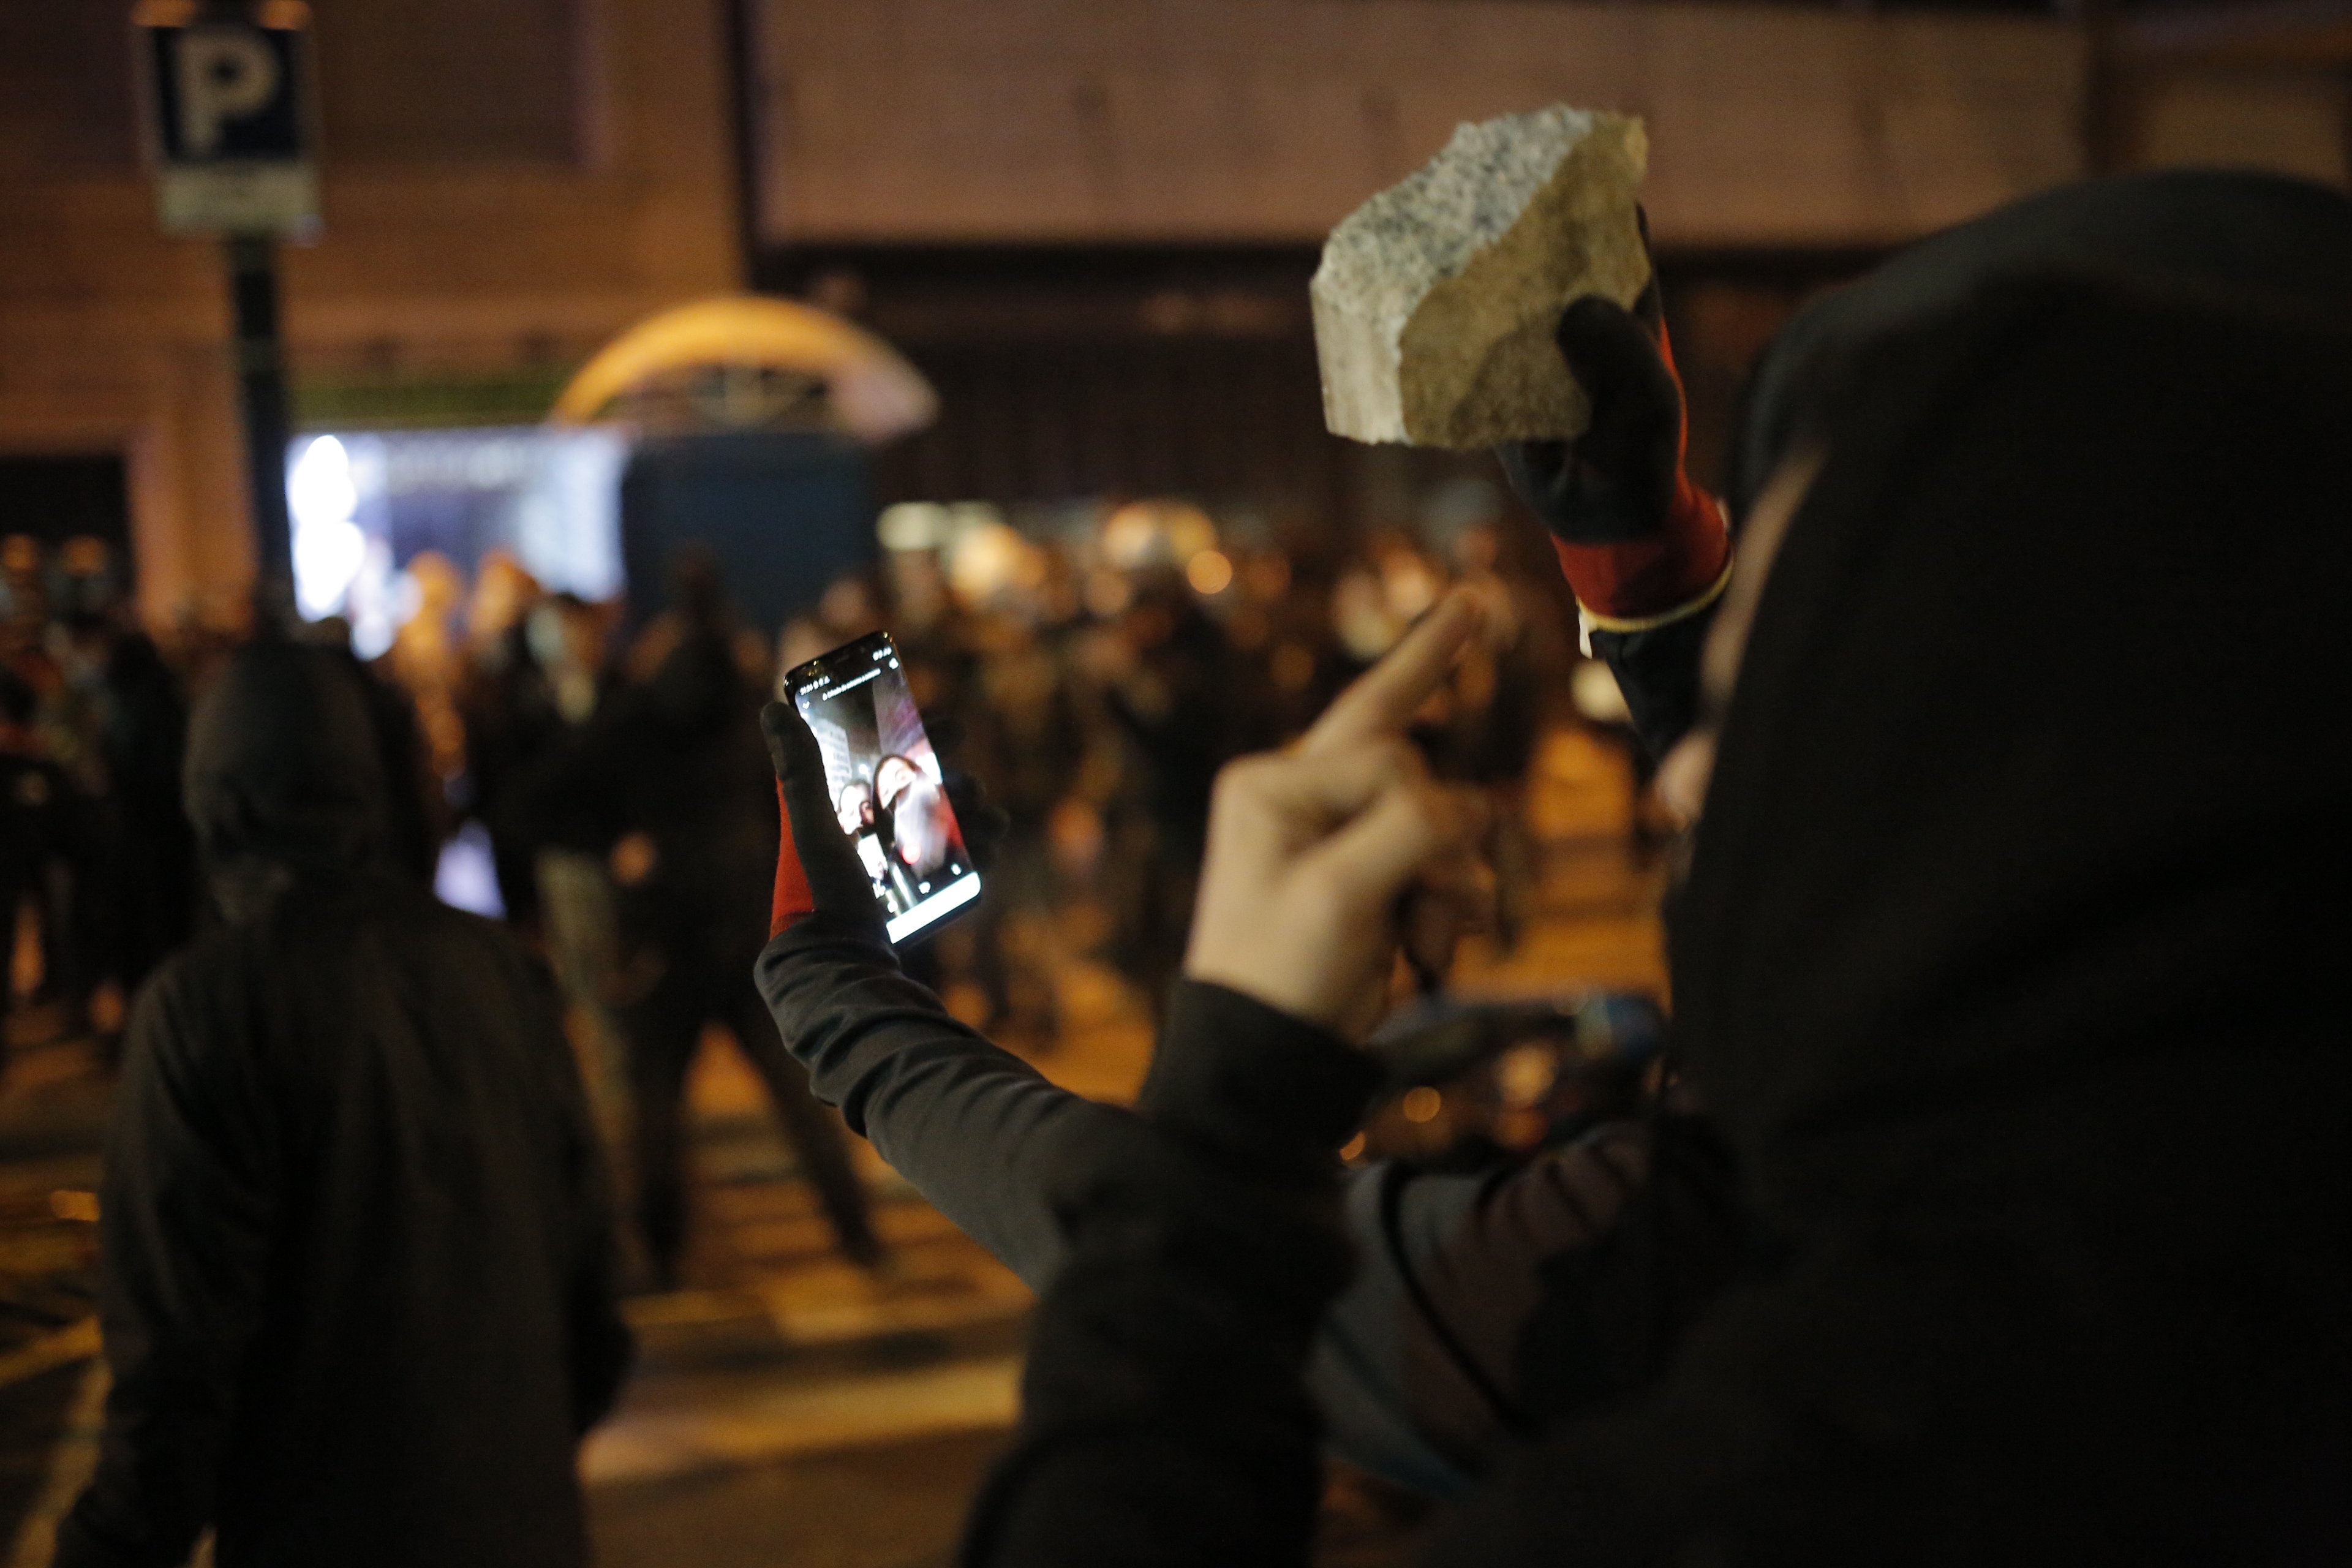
[778,633,983,944]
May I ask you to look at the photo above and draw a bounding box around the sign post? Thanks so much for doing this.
[136,0,318,616]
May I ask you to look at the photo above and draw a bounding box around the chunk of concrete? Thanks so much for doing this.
[1313,106,1651,450]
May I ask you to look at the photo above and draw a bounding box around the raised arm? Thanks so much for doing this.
[754,686,1736,1499]
[755,704,1130,1284]
[962,595,1494,1565]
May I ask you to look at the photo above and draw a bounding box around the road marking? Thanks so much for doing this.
[6,1359,106,1568]
[580,1354,1019,1487]
[0,1317,99,1393]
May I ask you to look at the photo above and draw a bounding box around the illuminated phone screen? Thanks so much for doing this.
[785,631,981,944]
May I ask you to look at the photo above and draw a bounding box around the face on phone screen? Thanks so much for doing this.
[786,633,981,943]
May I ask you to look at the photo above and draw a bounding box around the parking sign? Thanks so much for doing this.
[138,1,319,236]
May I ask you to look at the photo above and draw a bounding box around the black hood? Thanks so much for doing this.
[1727,170,2352,518]
[184,641,391,900]
[1670,272,2352,1230]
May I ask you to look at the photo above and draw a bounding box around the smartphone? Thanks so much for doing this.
[782,631,982,944]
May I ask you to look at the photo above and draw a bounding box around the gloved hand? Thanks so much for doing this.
[761,701,884,938]
[1497,272,1730,624]
[761,700,1012,939]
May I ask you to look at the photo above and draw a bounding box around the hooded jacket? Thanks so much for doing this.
[1724,168,2352,516]
[960,276,2352,1566]
[56,641,630,1568]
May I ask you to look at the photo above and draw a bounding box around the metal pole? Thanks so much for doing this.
[227,231,295,625]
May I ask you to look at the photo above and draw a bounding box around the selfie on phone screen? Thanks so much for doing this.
[790,635,980,942]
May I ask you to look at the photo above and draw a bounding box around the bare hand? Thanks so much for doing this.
[1184,592,1490,1040]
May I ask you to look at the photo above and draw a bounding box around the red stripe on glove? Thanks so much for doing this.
[1550,319,1732,622]
[771,780,816,937]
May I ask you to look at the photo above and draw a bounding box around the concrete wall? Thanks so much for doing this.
[0,0,741,625]
[754,0,2096,248]
[754,0,2348,245]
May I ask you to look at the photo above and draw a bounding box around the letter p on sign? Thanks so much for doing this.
[175,26,280,156]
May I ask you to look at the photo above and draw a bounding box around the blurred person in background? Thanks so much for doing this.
[517,592,639,1237]
[960,608,1086,1039]
[1223,545,1352,750]
[1425,520,1545,954]
[54,603,196,1035]
[381,549,470,787]
[455,551,554,934]
[1092,576,1242,1009]
[56,638,630,1568]
[0,669,77,1041]
[0,538,96,1028]
[0,535,49,655]
[535,555,882,1286]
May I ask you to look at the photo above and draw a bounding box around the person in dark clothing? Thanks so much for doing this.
[0,670,76,1035]
[1502,168,2352,761]
[458,617,559,932]
[955,275,2352,1564]
[536,567,882,1284]
[77,620,196,1001]
[758,173,2352,1512]
[756,623,1733,1496]
[55,640,631,1568]
[1099,583,1243,1008]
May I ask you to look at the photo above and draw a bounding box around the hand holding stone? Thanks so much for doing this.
[1498,285,1685,546]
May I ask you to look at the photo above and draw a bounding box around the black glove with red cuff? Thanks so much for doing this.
[1498,285,1731,624]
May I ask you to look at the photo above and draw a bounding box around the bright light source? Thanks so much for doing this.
[287,435,356,529]
[1101,503,1163,570]
[1185,549,1234,596]
[877,501,954,552]
[287,435,364,619]
[947,520,1042,606]
[292,513,366,620]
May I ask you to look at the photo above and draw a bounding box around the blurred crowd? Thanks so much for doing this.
[0,487,1591,1282]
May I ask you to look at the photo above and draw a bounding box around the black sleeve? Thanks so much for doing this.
[55,971,279,1568]
[756,912,1129,1285]
[1314,1122,1659,1488]
[961,981,1382,1568]
[758,913,1751,1501]
[1589,605,1717,760]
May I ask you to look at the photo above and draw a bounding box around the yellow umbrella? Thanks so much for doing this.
[548,295,937,442]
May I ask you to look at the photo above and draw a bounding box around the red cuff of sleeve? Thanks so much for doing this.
[771,780,816,937]
[1549,477,1730,621]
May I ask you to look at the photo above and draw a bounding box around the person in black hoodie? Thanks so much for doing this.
[750,172,2352,1516]
[54,639,631,1568]
[955,274,2352,1565]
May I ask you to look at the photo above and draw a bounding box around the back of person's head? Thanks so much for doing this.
[1658,269,2352,1563]
[184,639,391,904]
[1729,170,2352,517]
[1677,271,2352,1190]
